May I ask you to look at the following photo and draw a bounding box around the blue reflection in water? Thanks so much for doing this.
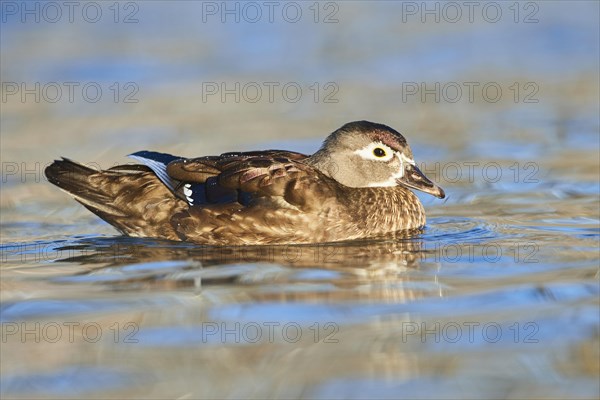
[1,366,144,396]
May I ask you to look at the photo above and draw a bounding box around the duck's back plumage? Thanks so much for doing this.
[45,151,349,244]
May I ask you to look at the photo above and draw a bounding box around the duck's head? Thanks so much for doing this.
[307,120,445,199]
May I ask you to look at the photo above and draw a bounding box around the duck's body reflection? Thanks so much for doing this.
[53,232,441,302]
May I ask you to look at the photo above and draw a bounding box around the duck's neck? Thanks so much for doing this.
[304,149,335,176]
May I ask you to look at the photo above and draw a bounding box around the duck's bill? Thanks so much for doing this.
[397,164,445,199]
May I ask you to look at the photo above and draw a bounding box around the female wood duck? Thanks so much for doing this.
[45,121,445,245]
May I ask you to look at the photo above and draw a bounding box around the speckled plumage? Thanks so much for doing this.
[45,121,444,245]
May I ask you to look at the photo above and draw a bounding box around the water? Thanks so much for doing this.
[1,2,599,399]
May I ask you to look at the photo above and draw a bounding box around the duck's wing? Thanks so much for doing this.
[166,150,336,211]
[127,151,182,193]
[165,150,307,182]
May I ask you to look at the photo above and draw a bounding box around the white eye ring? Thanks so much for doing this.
[354,142,394,162]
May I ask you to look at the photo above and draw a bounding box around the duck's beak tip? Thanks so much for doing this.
[435,187,446,199]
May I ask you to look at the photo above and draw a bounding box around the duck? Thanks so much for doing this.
[45,120,445,245]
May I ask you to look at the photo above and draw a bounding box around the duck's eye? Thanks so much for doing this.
[373,147,386,158]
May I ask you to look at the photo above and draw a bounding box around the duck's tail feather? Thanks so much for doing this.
[45,158,186,240]
[45,158,124,216]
